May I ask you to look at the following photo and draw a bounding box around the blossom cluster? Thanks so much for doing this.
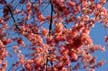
[0,0,107,71]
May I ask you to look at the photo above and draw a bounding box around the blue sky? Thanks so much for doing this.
[90,23,108,71]
[90,1,108,71]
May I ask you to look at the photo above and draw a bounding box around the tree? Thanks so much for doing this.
[0,0,107,71]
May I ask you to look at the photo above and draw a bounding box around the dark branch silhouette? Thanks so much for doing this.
[49,0,53,35]
[3,0,20,31]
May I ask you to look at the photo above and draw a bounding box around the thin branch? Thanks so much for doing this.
[31,2,36,25]
[5,2,16,22]
[45,57,48,71]
[49,0,53,35]
[3,0,20,31]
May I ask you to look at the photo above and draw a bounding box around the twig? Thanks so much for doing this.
[45,57,48,71]
[3,0,20,31]
[49,0,53,35]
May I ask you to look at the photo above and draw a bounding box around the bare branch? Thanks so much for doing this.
[49,0,54,35]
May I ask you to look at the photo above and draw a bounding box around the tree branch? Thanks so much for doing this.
[3,0,20,31]
[45,57,48,71]
[49,0,53,35]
